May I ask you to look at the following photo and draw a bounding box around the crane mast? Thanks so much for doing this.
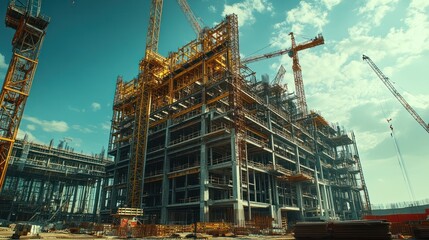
[289,32,324,116]
[241,33,324,116]
[128,0,164,208]
[177,0,202,36]
[0,0,49,189]
[362,55,429,134]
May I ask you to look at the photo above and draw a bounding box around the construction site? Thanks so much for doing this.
[0,0,428,239]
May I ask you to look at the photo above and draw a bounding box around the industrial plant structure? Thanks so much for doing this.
[0,136,109,222]
[99,7,371,227]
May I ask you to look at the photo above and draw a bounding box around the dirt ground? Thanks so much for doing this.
[0,227,295,239]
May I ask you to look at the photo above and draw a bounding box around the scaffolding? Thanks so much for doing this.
[101,14,369,228]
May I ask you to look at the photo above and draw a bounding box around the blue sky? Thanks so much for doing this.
[0,0,428,205]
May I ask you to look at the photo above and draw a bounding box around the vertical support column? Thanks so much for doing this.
[267,108,281,226]
[322,185,330,218]
[37,180,46,205]
[314,166,323,218]
[25,179,34,202]
[93,179,102,222]
[70,184,78,214]
[295,146,301,173]
[161,120,171,224]
[296,183,304,220]
[349,190,357,219]
[231,130,244,224]
[326,186,336,218]
[294,145,304,219]
[200,105,209,222]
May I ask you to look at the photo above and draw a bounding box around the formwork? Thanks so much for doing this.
[100,14,370,229]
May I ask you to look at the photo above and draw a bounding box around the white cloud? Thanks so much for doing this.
[27,124,36,131]
[101,121,111,130]
[23,116,69,132]
[222,0,273,27]
[17,129,41,143]
[286,1,328,34]
[358,0,398,26]
[91,102,101,111]
[68,105,86,113]
[321,0,342,10]
[72,124,94,133]
[208,5,216,13]
[0,53,7,69]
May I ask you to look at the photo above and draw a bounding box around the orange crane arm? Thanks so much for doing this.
[363,54,429,134]
[241,34,324,64]
[177,0,202,36]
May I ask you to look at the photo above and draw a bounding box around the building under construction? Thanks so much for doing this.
[0,136,109,222]
[100,10,371,227]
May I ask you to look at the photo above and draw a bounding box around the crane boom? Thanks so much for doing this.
[177,0,202,36]
[0,0,49,189]
[363,54,429,134]
[241,34,324,64]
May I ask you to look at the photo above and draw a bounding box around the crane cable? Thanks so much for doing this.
[388,123,416,205]
[380,101,416,205]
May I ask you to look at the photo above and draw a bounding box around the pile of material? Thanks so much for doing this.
[413,222,429,239]
[294,222,330,239]
[294,220,391,240]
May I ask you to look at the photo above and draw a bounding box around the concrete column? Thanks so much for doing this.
[322,185,329,218]
[350,190,358,219]
[161,120,171,224]
[200,106,209,222]
[25,179,34,202]
[70,185,78,214]
[200,142,209,222]
[296,183,304,220]
[93,179,102,222]
[231,130,245,224]
[314,167,323,217]
[328,186,336,218]
[267,110,280,226]
[37,180,45,205]
[295,146,301,172]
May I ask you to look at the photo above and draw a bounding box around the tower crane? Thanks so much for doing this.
[128,0,164,209]
[177,0,202,36]
[242,33,324,115]
[0,0,50,189]
[363,55,429,134]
